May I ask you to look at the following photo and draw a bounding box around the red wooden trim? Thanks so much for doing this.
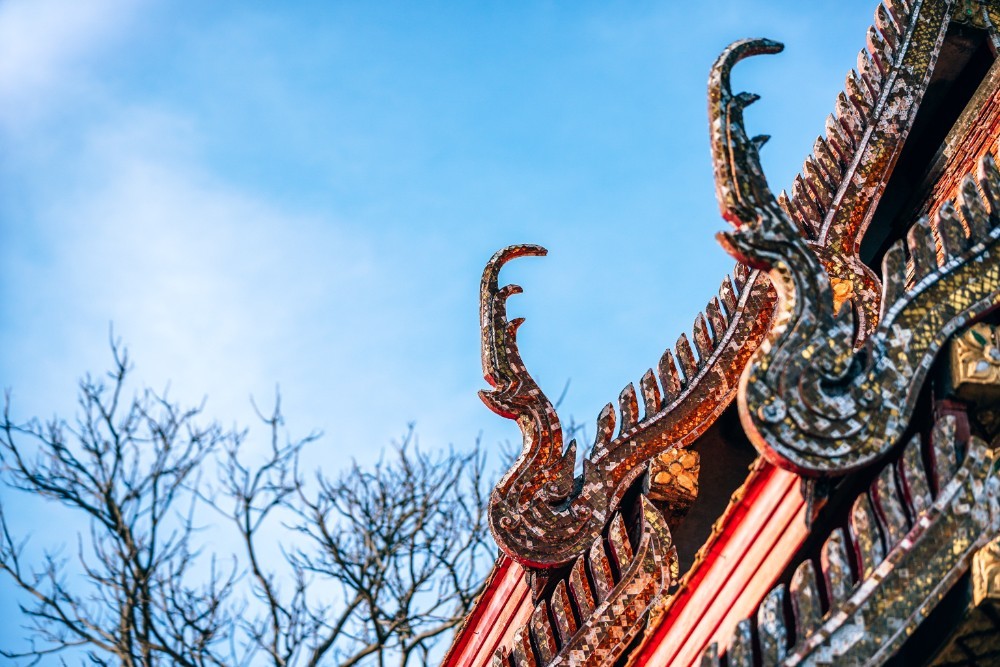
[449,465,807,666]
[631,463,806,666]
[674,485,805,666]
[646,464,787,642]
[462,579,532,666]
[442,554,530,667]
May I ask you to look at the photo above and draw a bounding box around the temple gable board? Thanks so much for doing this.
[445,1,1000,665]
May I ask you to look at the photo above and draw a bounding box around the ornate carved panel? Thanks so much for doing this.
[490,498,677,667]
[713,31,1000,475]
[699,415,1000,666]
[949,322,1000,402]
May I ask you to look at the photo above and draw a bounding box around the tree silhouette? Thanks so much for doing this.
[0,342,492,666]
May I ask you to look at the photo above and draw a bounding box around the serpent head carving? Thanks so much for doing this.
[480,245,605,568]
[714,39,1000,475]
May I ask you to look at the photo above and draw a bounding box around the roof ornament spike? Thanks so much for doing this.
[793,174,824,223]
[824,111,853,160]
[856,47,880,99]
[704,297,728,340]
[875,2,901,50]
[479,244,604,567]
[867,24,891,75]
[708,37,784,229]
[812,136,841,183]
[657,349,682,404]
[639,369,662,417]
[845,69,873,115]
[618,383,640,435]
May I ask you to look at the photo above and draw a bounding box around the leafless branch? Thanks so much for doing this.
[2,343,494,667]
[0,341,238,666]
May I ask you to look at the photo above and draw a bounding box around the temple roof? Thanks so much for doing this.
[448,2,1000,665]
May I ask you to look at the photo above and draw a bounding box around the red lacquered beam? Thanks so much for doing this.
[442,555,531,667]
[693,486,806,666]
[632,462,806,666]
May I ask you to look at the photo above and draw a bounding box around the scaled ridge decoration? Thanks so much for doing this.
[480,245,773,567]
[714,39,1000,475]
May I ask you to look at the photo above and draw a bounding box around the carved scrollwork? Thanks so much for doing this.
[948,322,1000,402]
[715,44,1000,474]
[480,244,775,567]
[492,497,678,667]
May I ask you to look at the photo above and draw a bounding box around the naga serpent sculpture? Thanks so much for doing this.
[481,244,773,568]
[478,2,980,565]
[477,41,786,569]
[718,39,1000,476]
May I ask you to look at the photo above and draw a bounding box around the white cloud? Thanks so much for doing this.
[9,104,370,422]
[0,0,145,126]
[1,98,507,475]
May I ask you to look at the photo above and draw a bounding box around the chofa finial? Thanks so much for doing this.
[708,38,784,228]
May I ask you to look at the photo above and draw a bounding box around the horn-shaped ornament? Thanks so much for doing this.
[714,39,1000,475]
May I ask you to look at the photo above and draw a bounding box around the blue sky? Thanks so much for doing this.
[0,0,876,652]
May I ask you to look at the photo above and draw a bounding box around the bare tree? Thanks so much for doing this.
[0,343,493,666]
[0,343,237,666]
[216,405,492,667]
